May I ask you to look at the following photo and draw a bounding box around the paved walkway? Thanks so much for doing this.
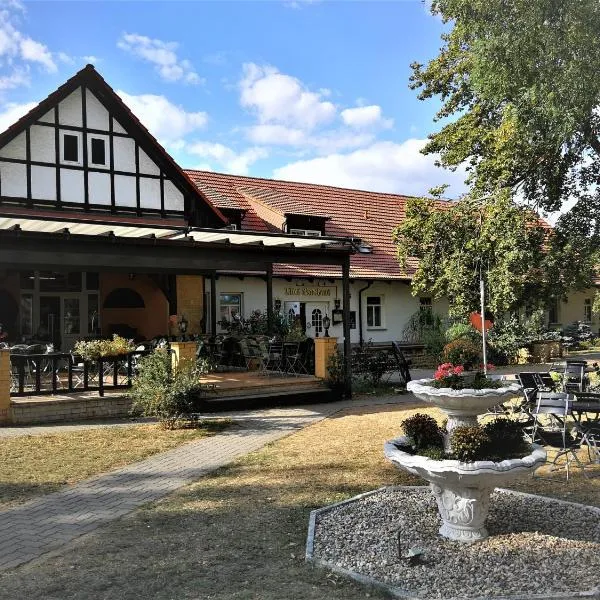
[0,399,410,572]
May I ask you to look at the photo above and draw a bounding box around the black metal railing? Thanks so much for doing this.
[10,350,153,397]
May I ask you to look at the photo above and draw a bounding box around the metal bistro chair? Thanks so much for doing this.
[532,391,586,480]
[563,361,586,394]
[283,342,303,376]
[571,391,600,464]
[392,342,412,385]
[515,372,544,440]
[262,341,284,376]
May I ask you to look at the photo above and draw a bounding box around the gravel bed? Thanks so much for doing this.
[311,487,600,599]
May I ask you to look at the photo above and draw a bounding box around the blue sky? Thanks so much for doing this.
[0,0,468,197]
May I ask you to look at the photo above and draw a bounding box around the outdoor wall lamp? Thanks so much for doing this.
[178,315,188,334]
[274,298,282,311]
[323,314,331,337]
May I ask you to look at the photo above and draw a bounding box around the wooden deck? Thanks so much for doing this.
[8,371,333,424]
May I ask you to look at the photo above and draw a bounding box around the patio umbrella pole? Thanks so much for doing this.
[480,276,488,377]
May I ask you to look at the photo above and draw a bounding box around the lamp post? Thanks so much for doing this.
[178,315,188,335]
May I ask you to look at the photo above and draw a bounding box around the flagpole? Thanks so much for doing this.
[480,276,487,377]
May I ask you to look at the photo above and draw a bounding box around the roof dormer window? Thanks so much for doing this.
[289,228,321,237]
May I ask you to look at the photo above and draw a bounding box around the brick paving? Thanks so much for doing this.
[0,403,351,571]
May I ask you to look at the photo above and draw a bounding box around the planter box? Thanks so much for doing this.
[529,340,562,363]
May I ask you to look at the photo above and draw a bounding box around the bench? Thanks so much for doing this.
[351,341,412,385]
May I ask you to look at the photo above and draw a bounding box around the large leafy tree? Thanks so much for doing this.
[393,192,595,319]
[411,0,600,216]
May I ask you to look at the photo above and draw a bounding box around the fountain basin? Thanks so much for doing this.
[406,378,522,433]
[385,436,546,541]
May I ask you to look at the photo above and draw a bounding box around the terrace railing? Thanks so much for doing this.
[10,350,153,397]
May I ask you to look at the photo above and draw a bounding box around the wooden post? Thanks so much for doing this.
[210,272,217,337]
[0,349,12,424]
[266,263,273,333]
[342,257,352,398]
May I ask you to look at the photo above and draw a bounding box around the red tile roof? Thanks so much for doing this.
[184,169,423,280]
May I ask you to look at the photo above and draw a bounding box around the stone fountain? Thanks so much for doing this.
[384,378,546,542]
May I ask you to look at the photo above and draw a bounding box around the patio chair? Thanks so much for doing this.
[261,341,284,376]
[532,391,586,480]
[283,342,303,375]
[563,362,586,393]
[571,392,600,463]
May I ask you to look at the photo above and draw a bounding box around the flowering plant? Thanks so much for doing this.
[431,362,502,390]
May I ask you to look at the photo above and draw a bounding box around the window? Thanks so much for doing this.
[219,293,242,321]
[419,297,432,313]
[63,134,79,162]
[311,308,323,334]
[366,296,383,328]
[289,229,321,237]
[584,298,592,322]
[90,138,106,165]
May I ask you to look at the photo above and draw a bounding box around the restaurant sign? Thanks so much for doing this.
[284,286,332,297]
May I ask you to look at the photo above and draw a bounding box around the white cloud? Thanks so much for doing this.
[341,105,393,129]
[83,55,101,64]
[240,62,336,130]
[117,90,208,144]
[273,139,468,197]
[187,141,268,175]
[246,123,374,153]
[0,67,28,90]
[118,33,203,84]
[0,7,57,76]
[0,100,36,133]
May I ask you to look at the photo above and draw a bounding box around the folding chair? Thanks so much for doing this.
[261,341,283,376]
[532,392,586,480]
[392,342,412,384]
[571,392,600,463]
[283,342,303,376]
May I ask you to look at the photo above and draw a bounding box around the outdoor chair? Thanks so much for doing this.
[283,342,303,375]
[563,362,586,393]
[261,341,284,376]
[571,391,600,464]
[392,342,412,384]
[532,391,586,480]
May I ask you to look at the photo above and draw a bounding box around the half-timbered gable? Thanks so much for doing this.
[0,65,225,227]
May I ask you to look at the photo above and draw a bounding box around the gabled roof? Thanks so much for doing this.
[0,64,226,227]
[184,169,424,280]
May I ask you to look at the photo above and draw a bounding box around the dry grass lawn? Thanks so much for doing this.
[0,402,598,600]
[0,421,230,509]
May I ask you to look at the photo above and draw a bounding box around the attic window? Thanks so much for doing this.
[289,229,321,237]
[63,134,79,162]
[90,138,106,165]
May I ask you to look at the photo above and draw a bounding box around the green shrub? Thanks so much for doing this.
[401,413,444,450]
[482,418,528,460]
[74,334,134,361]
[441,338,481,369]
[129,349,209,425]
[352,342,390,388]
[450,426,490,462]
[419,446,446,460]
[327,348,346,395]
[445,322,477,342]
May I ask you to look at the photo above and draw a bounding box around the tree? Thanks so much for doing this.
[411,0,600,215]
[393,192,594,319]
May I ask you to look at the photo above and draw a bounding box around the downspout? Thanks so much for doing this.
[358,280,373,347]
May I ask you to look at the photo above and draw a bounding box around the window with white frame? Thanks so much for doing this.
[219,293,243,322]
[366,296,383,328]
[584,298,592,322]
[289,229,321,237]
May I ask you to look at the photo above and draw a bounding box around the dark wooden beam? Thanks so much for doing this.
[210,272,217,336]
[266,263,273,332]
[342,257,352,398]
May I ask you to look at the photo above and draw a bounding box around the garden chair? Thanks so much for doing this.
[570,391,600,464]
[532,391,586,480]
[563,362,586,393]
[261,341,284,376]
[283,342,303,375]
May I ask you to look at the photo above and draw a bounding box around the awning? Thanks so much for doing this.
[0,215,352,250]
